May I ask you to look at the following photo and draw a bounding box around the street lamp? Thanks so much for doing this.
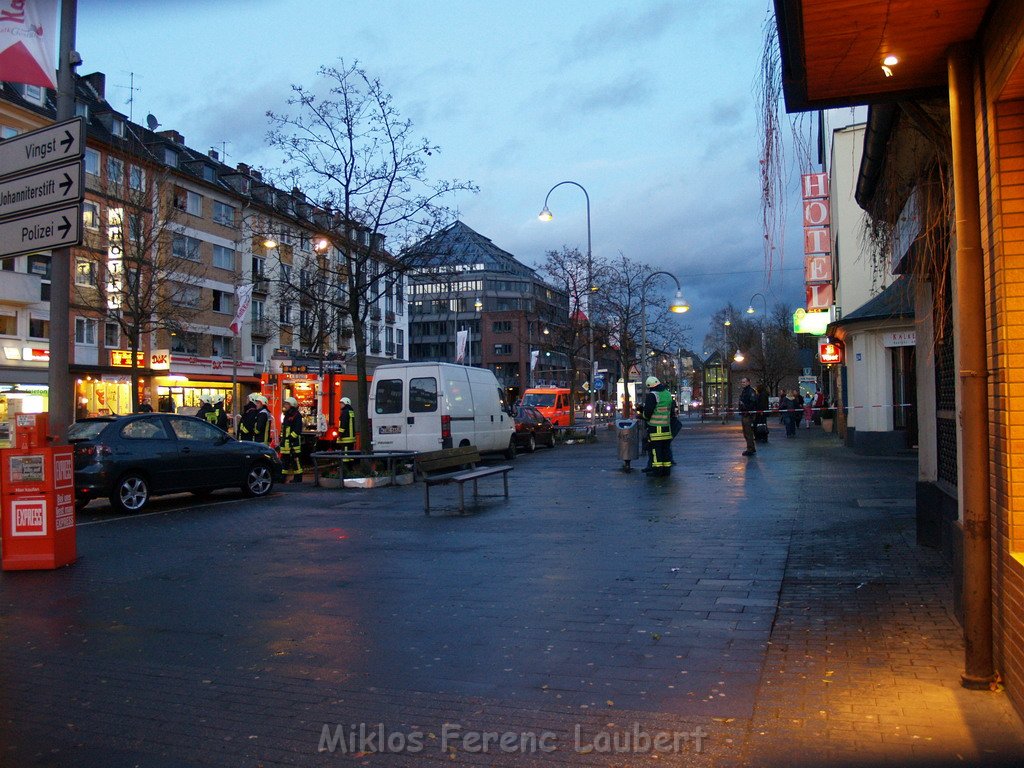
[539,180,595,420]
[462,297,482,367]
[639,270,687,393]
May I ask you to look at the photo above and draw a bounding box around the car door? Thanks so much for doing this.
[166,416,242,490]
[116,416,181,492]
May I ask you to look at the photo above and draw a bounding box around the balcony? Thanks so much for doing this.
[252,277,270,295]
[0,272,43,305]
[251,318,271,338]
[385,310,396,324]
[370,306,381,321]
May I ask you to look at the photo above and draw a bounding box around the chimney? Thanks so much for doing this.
[157,129,185,145]
[82,72,105,99]
[208,149,219,161]
[236,163,250,176]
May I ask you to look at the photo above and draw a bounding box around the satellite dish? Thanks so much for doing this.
[146,113,160,130]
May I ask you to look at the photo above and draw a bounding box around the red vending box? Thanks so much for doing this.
[0,446,77,570]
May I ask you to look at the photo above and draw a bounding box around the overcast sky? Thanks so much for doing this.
[77,0,820,353]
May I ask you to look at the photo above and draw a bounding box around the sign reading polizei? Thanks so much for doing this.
[0,117,85,258]
[0,203,81,258]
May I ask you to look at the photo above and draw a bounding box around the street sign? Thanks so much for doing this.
[0,118,85,178]
[0,204,81,259]
[0,160,82,220]
[593,377,605,390]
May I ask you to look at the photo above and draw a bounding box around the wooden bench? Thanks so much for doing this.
[414,446,513,515]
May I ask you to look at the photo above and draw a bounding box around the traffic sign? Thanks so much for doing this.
[0,160,82,220]
[593,377,605,390]
[0,204,81,259]
[0,118,85,179]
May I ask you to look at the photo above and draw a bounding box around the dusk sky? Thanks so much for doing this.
[77,0,825,352]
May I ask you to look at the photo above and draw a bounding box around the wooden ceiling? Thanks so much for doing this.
[775,0,992,111]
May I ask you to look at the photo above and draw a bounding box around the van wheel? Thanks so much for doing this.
[504,438,517,460]
[526,434,536,453]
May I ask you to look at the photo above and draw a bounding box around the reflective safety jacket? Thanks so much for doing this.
[338,405,356,446]
[281,408,303,454]
[251,408,272,445]
[206,405,228,432]
[239,405,257,440]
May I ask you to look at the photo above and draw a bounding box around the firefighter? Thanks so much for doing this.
[238,393,259,440]
[641,375,677,476]
[196,394,214,424]
[206,394,229,432]
[243,393,272,445]
[280,396,304,483]
[338,396,356,462]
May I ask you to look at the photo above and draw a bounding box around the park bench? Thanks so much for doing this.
[414,445,513,515]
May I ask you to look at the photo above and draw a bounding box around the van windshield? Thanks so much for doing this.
[523,393,555,408]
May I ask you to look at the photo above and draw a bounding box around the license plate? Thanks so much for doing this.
[378,425,402,434]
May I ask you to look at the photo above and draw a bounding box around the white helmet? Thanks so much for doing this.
[341,397,352,406]
[252,393,269,406]
[247,392,262,404]
[645,376,660,387]
[200,394,213,404]
[284,396,298,408]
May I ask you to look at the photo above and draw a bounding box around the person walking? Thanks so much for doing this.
[280,396,304,483]
[793,389,805,430]
[641,375,677,476]
[738,376,758,456]
[804,388,816,428]
[781,389,798,437]
[338,396,357,462]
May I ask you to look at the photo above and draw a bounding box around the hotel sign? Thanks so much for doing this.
[803,172,834,313]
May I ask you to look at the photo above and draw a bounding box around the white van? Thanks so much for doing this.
[369,362,516,456]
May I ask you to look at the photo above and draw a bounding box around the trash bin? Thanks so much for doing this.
[616,418,641,469]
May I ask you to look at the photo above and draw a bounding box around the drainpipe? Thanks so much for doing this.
[948,43,996,689]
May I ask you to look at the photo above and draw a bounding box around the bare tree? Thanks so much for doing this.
[704,302,798,396]
[265,60,477,443]
[74,162,207,412]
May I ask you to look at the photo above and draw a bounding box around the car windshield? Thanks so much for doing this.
[523,393,554,408]
[67,420,111,441]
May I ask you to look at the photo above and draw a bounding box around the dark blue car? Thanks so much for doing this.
[68,414,283,513]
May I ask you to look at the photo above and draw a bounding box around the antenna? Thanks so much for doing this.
[114,71,141,122]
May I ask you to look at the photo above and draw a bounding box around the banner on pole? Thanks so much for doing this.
[0,0,58,89]
[230,283,254,335]
[455,329,468,363]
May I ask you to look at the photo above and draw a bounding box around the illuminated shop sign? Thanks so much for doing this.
[819,341,843,365]
[106,207,124,311]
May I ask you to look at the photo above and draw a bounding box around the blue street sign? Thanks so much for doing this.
[593,377,605,390]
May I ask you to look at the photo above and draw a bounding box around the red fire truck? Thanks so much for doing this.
[258,369,370,452]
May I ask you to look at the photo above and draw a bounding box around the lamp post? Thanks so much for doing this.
[639,270,689,394]
[539,181,595,422]
[746,291,768,375]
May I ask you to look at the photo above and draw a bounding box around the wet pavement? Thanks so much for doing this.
[1,418,1022,766]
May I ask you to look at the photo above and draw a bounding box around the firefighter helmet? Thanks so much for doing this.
[284,396,298,408]
[341,397,352,406]
[645,376,660,387]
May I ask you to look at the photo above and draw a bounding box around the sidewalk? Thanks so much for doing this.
[0,418,1021,766]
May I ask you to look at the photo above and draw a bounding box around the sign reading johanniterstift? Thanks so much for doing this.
[0,117,85,258]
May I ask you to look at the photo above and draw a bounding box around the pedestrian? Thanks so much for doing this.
[641,375,677,476]
[196,394,214,424]
[793,389,804,429]
[280,396,304,483]
[207,394,229,432]
[754,384,770,443]
[738,376,758,456]
[812,388,825,426]
[804,388,816,428]
[781,389,798,437]
[338,396,357,462]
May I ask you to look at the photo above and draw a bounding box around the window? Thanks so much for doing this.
[202,165,217,183]
[164,147,178,167]
[212,290,232,314]
[169,417,222,443]
[1,257,14,271]
[279,263,292,282]
[409,377,438,413]
[173,285,201,308]
[212,245,234,270]
[85,148,100,176]
[493,344,513,356]
[29,316,49,339]
[252,299,264,321]
[211,335,233,358]
[110,118,125,138]
[82,201,100,229]
[251,256,265,279]
[129,165,144,191]
[75,317,98,345]
[0,310,16,336]
[21,84,44,105]
[212,201,235,226]
[106,157,123,186]
[170,332,199,355]
[75,257,97,286]
[172,234,201,261]
[279,304,293,325]
[252,343,265,363]
[104,322,120,348]
[374,379,403,414]
[121,419,170,441]
[174,187,202,216]
[492,321,513,333]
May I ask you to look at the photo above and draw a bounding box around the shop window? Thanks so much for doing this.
[374,378,402,414]
[74,317,97,345]
[0,310,16,336]
[29,316,49,339]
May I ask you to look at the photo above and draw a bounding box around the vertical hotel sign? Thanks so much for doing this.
[802,173,833,312]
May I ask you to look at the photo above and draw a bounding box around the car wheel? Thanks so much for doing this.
[75,497,90,511]
[243,462,274,497]
[546,431,556,448]
[526,434,537,453]
[504,438,517,460]
[110,473,149,513]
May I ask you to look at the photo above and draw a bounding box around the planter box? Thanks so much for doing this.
[821,419,834,433]
[393,472,414,486]
[343,476,392,489]
[318,476,343,489]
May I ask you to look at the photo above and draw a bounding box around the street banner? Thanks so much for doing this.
[455,329,468,363]
[0,0,58,89]
[530,349,539,371]
[230,283,254,335]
